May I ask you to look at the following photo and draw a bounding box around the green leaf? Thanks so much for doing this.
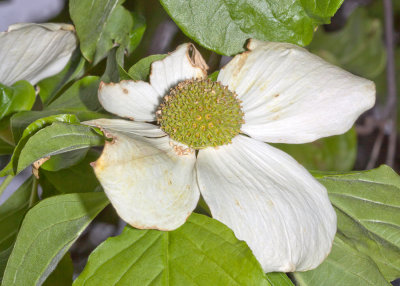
[316,165,400,282]
[2,192,109,286]
[0,177,33,281]
[208,71,219,82]
[0,114,80,176]
[46,76,102,113]
[42,75,111,122]
[273,128,356,172]
[105,12,147,81]
[41,148,89,172]
[0,247,12,283]
[0,138,13,155]
[127,54,167,81]
[0,121,14,148]
[266,272,294,285]
[0,177,33,251]
[126,12,146,54]
[40,149,102,195]
[308,8,386,79]
[74,213,278,285]
[0,81,35,121]
[10,111,72,143]
[70,0,134,64]
[38,48,87,106]
[293,235,390,286]
[43,254,73,286]
[16,122,104,174]
[101,48,122,83]
[160,0,344,56]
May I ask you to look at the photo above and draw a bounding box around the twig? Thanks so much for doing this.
[383,0,397,167]
[366,127,385,169]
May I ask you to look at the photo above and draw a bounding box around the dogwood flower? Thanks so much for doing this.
[85,40,375,272]
[0,23,77,86]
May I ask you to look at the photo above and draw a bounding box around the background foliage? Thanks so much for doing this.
[0,0,399,285]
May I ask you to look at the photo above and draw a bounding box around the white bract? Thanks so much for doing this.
[84,40,375,272]
[0,23,77,86]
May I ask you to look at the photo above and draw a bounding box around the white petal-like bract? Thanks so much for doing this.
[150,43,208,97]
[98,81,160,122]
[197,135,336,272]
[218,40,375,143]
[0,23,77,86]
[89,119,200,230]
[83,118,166,138]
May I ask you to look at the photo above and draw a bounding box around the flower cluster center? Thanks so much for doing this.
[157,79,244,149]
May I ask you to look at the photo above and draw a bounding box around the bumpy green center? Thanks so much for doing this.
[157,79,244,149]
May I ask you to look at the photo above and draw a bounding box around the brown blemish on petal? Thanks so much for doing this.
[274,94,280,98]
[236,52,249,69]
[259,83,268,92]
[223,51,249,81]
[91,139,118,174]
[122,88,128,94]
[186,43,209,74]
[32,156,50,178]
[98,81,105,90]
[61,24,75,32]
[246,38,264,51]
[235,199,244,210]
[169,140,194,156]
[90,123,116,142]
[270,106,281,113]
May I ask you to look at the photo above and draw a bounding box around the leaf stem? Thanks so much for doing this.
[367,128,385,169]
[0,175,14,199]
[383,0,397,167]
[29,177,39,208]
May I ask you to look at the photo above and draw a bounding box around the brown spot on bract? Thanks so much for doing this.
[237,52,248,68]
[92,157,105,172]
[93,124,116,141]
[231,52,249,79]
[235,199,243,209]
[274,94,280,98]
[122,88,128,94]
[60,24,75,32]
[186,43,208,72]
[259,83,268,92]
[270,106,281,113]
[32,156,50,179]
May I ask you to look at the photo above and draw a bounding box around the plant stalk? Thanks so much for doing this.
[0,175,14,199]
